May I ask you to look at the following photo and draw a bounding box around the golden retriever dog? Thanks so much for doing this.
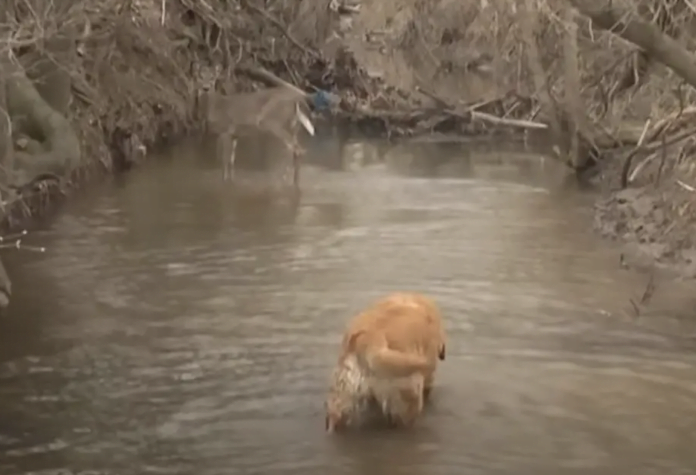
[325,292,446,432]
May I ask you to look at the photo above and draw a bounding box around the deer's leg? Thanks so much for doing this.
[292,144,300,188]
[283,132,301,189]
[217,133,227,181]
[286,120,302,188]
[219,132,236,182]
[267,122,301,187]
[293,131,304,189]
[227,137,237,181]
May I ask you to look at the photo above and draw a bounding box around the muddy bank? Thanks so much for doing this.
[584,115,696,280]
[0,1,196,309]
[595,181,696,279]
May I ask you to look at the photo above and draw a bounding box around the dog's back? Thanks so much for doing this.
[326,292,447,432]
[343,293,445,367]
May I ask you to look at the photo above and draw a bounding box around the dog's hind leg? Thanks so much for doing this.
[396,379,425,428]
[423,372,435,401]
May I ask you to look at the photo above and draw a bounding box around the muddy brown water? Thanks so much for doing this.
[1,136,695,475]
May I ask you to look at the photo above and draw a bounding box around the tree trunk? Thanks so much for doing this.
[563,5,582,168]
[6,69,81,187]
[567,0,696,89]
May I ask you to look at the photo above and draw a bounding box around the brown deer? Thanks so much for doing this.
[198,85,315,187]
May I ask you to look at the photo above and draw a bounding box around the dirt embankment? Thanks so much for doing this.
[0,1,201,308]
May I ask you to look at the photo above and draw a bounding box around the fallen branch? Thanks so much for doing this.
[415,86,548,131]
[676,179,696,192]
[644,106,696,143]
[620,118,651,187]
[468,110,548,130]
[568,0,696,89]
[620,125,696,188]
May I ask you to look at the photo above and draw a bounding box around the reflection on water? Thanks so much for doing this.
[0,136,695,475]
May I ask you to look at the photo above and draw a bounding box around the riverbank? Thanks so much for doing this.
[0,0,198,308]
[594,158,696,280]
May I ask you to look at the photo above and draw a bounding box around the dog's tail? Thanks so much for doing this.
[346,331,431,378]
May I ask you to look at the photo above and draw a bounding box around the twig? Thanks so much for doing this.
[655,134,668,185]
[0,230,26,242]
[415,86,548,131]
[643,126,696,154]
[637,118,651,146]
[0,240,46,252]
[644,106,696,144]
[620,118,650,188]
[676,179,696,192]
[469,111,548,130]
[620,125,696,188]
[626,118,653,183]
[0,230,46,252]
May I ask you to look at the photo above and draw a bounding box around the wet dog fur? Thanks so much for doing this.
[325,292,446,432]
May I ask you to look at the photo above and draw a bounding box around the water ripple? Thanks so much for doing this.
[1,149,695,475]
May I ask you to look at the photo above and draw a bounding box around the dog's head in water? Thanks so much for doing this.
[325,355,375,433]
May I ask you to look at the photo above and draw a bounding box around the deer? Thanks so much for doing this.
[198,83,315,187]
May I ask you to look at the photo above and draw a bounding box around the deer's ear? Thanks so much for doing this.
[295,103,315,136]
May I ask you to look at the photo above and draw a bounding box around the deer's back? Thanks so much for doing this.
[201,87,307,135]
